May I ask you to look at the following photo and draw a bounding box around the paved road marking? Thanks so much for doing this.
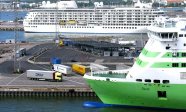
[6,73,25,85]
[34,64,50,70]
[63,77,85,85]
[40,64,51,70]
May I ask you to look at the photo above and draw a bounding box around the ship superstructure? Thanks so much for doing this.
[84,17,186,109]
[23,1,164,34]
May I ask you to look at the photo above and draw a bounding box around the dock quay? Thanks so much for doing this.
[0,71,96,97]
[0,23,24,31]
[0,41,135,98]
[0,25,24,31]
[0,86,96,97]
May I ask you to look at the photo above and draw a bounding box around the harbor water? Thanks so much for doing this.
[0,11,27,21]
[0,30,148,42]
[0,31,58,42]
[0,97,179,112]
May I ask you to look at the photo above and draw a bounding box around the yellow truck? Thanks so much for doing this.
[72,64,90,75]
[58,39,64,47]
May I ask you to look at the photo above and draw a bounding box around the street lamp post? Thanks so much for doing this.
[13,0,20,73]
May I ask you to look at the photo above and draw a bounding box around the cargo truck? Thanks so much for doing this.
[27,70,62,82]
[59,39,64,47]
[72,64,90,75]
[16,48,26,58]
[53,64,72,75]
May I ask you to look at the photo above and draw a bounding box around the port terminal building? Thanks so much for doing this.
[73,41,133,57]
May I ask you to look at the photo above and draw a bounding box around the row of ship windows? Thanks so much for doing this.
[34,12,156,14]
[26,26,37,27]
[32,11,156,15]
[158,33,186,38]
[32,11,161,15]
[102,24,151,26]
[32,12,149,15]
[172,63,186,67]
[59,26,137,29]
[136,79,170,84]
[150,31,186,38]
[30,20,154,23]
[33,15,156,18]
[150,31,177,38]
[28,23,151,26]
[26,26,137,29]
[179,34,186,37]
[60,26,94,28]
[27,20,153,23]
[31,14,157,18]
[102,27,137,29]
[29,20,153,23]
[30,16,156,20]
[33,11,154,13]
[29,18,153,21]
[171,52,186,57]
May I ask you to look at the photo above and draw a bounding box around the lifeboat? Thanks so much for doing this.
[66,20,77,25]
[59,20,66,25]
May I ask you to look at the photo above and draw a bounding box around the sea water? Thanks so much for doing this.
[0,11,27,21]
[0,97,178,112]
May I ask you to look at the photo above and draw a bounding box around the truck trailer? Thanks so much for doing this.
[90,63,109,72]
[72,64,90,75]
[53,64,72,75]
[27,70,62,82]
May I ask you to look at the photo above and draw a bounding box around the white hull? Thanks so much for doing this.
[24,25,148,34]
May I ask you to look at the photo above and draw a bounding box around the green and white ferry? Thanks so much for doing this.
[84,16,186,110]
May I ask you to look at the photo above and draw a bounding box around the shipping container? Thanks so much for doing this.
[50,57,61,64]
[53,64,72,75]
[27,70,62,82]
[72,64,90,75]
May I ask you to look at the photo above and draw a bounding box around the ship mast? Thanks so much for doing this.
[55,0,59,41]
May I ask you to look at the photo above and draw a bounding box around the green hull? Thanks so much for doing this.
[85,79,186,110]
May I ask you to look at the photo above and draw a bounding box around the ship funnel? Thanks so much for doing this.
[40,0,78,9]
[42,1,46,5]
[94,2,104,7]
[46,1,50,4]
[134,0,152,8]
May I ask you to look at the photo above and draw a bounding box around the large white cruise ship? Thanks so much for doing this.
[23,0,165,34]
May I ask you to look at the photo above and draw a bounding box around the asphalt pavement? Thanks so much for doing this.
[0,42,131,88]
